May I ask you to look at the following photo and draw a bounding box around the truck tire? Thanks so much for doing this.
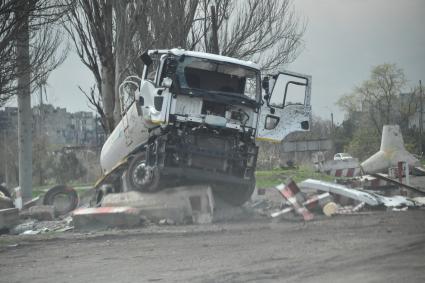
[126,152,160,192]
[43,185,79,215]
[213,180,255,206]
[0,185,11,198]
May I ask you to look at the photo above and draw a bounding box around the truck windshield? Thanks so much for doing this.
[176,56,260,102]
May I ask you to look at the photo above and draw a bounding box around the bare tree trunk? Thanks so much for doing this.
[16,5,32,200]
[101,66,115,133]
[210,5,219,54]
[113,1,128,124]
[100,0,116,133]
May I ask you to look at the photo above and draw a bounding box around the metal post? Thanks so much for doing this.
[16,6,32,201]
[419,80,423,154]
[405,161,410,186]
[3,129,7,187]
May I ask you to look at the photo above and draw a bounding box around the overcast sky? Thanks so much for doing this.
[29,0,425,123]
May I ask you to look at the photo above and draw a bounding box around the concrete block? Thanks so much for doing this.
[0,208,19,230]
[361,125,420,174]
[72,207,142,230]
[101,185,214,224]
[22,196,41,210]
[25,205,56,221]
[0,196,14,209]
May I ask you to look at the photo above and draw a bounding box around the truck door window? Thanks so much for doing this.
[145,55,160,83]
[269,75,307,108]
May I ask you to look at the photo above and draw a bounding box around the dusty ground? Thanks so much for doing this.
[1,209,424,283]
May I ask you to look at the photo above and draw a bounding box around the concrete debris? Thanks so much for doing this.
[158,218,175,225]
[13,187,22,209]
[0,195,14,209]
[43,185,79,216]
[23,205,56,221]
[10,221,36,235]
[72,207,143,230]
[22,196,41,210]
[413,197,425,206]
[335,202,366,215]
[361,125,420,174]
[0,208,19,231]
[101,185,214,225]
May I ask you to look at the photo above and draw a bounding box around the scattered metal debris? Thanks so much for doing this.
[299,179,380,206]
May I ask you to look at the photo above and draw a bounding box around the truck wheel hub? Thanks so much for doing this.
[132,162,152,186]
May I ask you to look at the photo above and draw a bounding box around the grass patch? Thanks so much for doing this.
[255,166,335,188]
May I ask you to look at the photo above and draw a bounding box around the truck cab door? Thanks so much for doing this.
[256,71,311,143]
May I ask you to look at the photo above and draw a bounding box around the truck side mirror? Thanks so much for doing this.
[164,56,178,76]
[140,51,153,66]
[135,96,144,116]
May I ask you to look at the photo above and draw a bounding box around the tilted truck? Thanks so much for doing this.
[94,48,312,206]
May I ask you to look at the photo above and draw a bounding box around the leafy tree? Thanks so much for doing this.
[53,150,87,184]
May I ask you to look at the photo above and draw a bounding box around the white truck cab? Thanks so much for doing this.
[97,48,311,205]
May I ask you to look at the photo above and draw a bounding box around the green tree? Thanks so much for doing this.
[335,63,410,160]
[53,151,87,184]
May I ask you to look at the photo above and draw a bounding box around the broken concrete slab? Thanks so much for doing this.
[0,208,19,230]
[22,196,41,210]
[101,185,214,224]
[22,205,56,221]
[72,207,142,230]
[0,195,14,209]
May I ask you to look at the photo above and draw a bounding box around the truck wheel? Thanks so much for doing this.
[213,180,255,206]
[0,185,11,198]
[127,152,160,192]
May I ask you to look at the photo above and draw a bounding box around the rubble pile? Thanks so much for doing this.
[0,185,78,235]
[265,177,424,222]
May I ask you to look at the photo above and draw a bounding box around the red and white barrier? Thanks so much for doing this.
[274,180,314,221]
[325,167,361,178]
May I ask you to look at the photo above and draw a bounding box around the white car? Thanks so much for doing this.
[334,153,353,161]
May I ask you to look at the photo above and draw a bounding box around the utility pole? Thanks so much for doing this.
[420,80,424,154]
[16,5,32,201]
[210,6,219,55]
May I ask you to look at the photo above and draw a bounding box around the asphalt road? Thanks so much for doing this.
[1,210,424,283]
